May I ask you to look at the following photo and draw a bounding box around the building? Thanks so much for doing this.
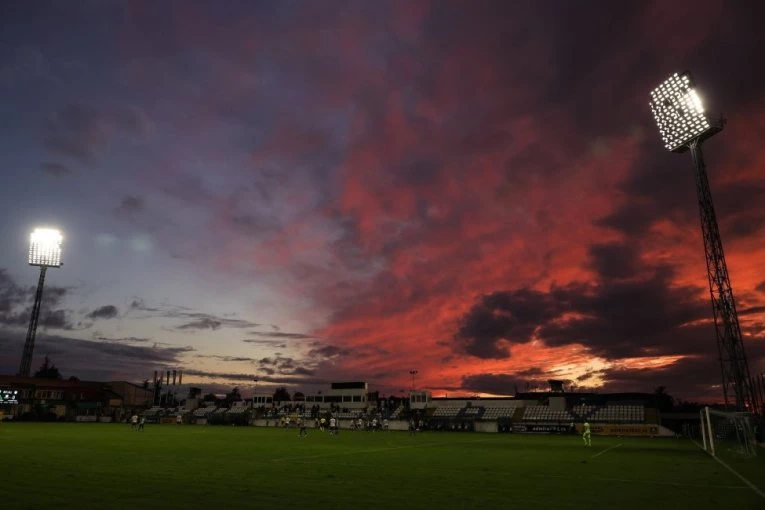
[108,381,153,408]
[0,376,152,422]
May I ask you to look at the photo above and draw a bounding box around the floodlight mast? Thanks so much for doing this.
[649,72,760,415]
[18,228,63,377]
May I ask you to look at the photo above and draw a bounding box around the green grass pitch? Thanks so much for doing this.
[2,423,763,509]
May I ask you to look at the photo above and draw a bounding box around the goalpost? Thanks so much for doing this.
[699,407,758,458]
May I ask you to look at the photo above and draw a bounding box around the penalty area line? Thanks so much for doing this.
[591,443,623,458]
[690,439,765,500]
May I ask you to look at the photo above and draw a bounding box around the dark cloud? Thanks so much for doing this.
[0,270,74,330]
[173,312,259,329]
[127,299,260,331]
[0,269,27,315]
[177,317,221,330]
[515,367,546,378]
[250,331,313,340]
[256,355,315,377]
[595,143,696,237]
[183,369,325,386]
[596,201,658,237]
[97,336,151,344]
[739,306,765,317]
[114,196,145,219]
[712,181,765,241]
[454,288,563,359]
[203,355,256,363]
[111,105,148,136]
[40,309,74,329]
[460,374,520,396]
[44,102,107,162]
[588,242,642,281]
[40,162,75,177]
[756,281,765,294]
[576,371,601,382]
[242,339,288,349]
[44,102,147,163]
[598,356,721,399]
[128,298,160,312]
[0,329,193,381]
[597,143,765,243]
[540,271,712,359]
[86,305,119,320]
[160,173,213,204]
[454,244,712,360]
[308,344,349,358]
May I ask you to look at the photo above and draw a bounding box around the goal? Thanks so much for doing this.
[699,407,758,458]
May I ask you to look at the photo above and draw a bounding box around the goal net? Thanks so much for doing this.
[699,407,758,458]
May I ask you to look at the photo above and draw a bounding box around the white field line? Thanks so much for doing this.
[532,474,747,490]
[690,439,765,500]
[270,438,494,463]
[591,443,623,458]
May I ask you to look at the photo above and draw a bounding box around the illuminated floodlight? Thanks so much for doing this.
[28,228,63,267]
[649,72,714,152]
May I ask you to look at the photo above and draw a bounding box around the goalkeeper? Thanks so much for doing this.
[582,421,592,447]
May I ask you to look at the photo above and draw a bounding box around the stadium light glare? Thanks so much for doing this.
[649,71,714,152]
[28,228,63,267]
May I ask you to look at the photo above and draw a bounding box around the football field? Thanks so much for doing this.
[2,423,764,509]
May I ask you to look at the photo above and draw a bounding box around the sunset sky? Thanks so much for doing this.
[1,0,764,401]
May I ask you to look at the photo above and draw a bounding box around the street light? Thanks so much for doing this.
[19,228,63,377]
[649,72,759,414]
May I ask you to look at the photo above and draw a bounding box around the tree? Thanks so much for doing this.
[273,387,291,402]
[68,376,80,382]
[293,391,305,401]
[225,387,242,406]
[188,387,202,399]
[142,379,150,390]
[654,386,675,412]
[34,355,62,380]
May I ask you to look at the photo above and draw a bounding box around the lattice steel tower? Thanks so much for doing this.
[19,228,63,377]
[649,72,760,414]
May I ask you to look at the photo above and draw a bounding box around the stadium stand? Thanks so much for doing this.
[335,411,361,419]
[571,405,597,420]
[390,405,404,419]
[461,406,483,417]
[522,406,573,422]
[193,406,216,418]
[589,405,644,423]
[482,406,519,420]
[432,406,462,418]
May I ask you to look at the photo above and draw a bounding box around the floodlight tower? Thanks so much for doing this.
[649,72,759,414]
[409,369,418,391]
[18,228,63,377]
